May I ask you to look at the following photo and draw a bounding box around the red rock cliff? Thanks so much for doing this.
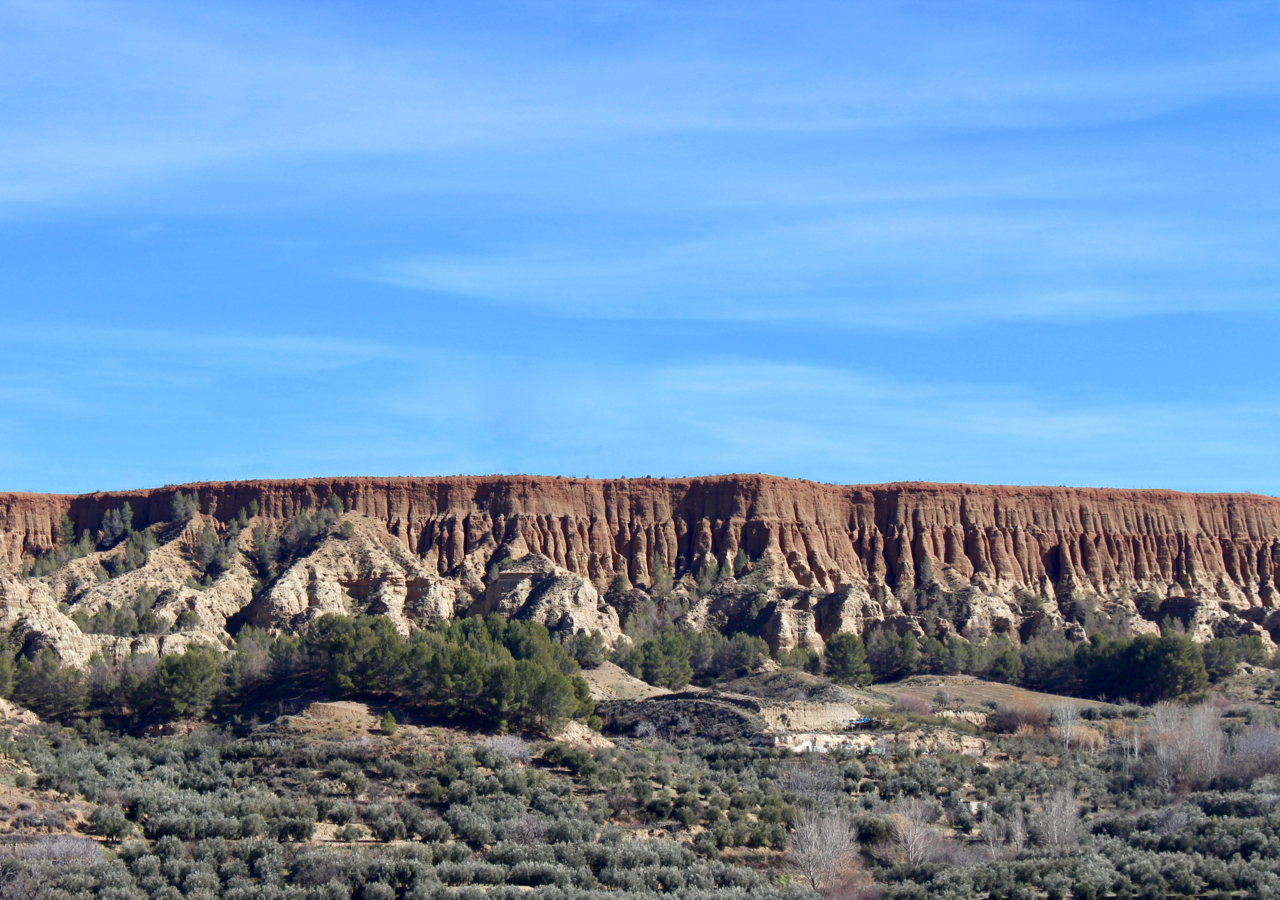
[4,476,1279,609]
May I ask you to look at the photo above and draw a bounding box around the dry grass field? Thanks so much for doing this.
[579,661,673,701]
[875,674,1106,710]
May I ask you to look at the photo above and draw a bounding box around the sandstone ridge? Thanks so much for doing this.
[2,475,1279,660]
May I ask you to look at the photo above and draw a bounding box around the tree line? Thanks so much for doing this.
[615,620,1266,704]
[5,614,595,734]
[609,628,771,689]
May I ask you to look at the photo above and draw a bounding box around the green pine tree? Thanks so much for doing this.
[823,632,871,685]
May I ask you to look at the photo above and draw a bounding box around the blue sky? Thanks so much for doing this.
[2,0,1279,494]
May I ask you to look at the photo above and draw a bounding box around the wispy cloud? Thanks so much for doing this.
[3,321,407,370]
[371,205,1276,326]
[1,318,1276,493]
[375,353,1280,492]
[6,1,1278,328]
[4,1,1280,204]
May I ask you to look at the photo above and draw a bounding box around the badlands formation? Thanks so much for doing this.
[1,474,1279,664]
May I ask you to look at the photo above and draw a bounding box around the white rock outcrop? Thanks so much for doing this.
[0,577,93,667]
[469,553,623,644]
[243,516,461,634]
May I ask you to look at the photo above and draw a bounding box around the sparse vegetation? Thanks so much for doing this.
[26,513,94,577]
[248,495,344,581]
[73,586,163,636]
[103,527,157,577]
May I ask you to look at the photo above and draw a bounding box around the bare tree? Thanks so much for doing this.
[604,787,633,817]
[1148,702,1225,790]
[483,734,532,764]
[497,812,549,844]
[1033,788,1080,847]
[888,797,944,865]
[1229,724,1280,784]
[788,809,863,894]
[1006,805,1027,852]
[980,810,1007,861]
[785,754,843,805]
[1052,704,1079,755]
[892,696,931,715]
[1119,721,1142,762]
[21,837,105,865]
[0,870,44,900]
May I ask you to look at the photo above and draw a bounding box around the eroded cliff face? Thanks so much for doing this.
[2,475,1279,661]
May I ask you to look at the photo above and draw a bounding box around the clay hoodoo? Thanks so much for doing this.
[2,475,1279,657]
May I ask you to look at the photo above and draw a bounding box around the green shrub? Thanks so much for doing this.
[342,770,368,796]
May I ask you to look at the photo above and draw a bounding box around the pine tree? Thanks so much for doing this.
[170,490,200,523]
[866,629,907,680]
[1120,634,1208,702]
[152,645,222,718]
[195,525,220,567]
[56,513,76,547]
[824,632,871,685]
[900,632,921,675]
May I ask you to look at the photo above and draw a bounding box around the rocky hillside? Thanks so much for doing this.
[1,475,1279,664]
